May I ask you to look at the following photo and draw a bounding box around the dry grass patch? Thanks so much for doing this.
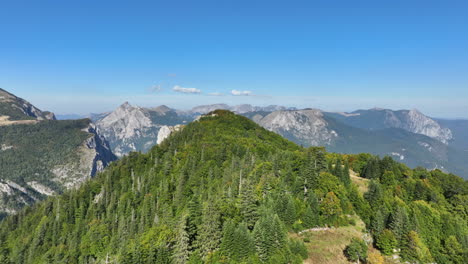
[350,170,369,194]
[298,215,366,264]
[0,115,38,126]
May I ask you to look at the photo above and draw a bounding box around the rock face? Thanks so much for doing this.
[256,109,338,146]
[95,102,192,157]
[399,109,452,144]
[157,125,184,144]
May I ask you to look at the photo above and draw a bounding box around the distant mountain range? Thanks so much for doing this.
[83,102,468,178]
[0,88,116,217]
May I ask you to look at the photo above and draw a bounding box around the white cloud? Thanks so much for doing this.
[208,92,224,96]
[231,90,252,96]
[173,85,201,94]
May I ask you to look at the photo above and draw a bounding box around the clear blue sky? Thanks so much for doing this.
[1,0,467,117]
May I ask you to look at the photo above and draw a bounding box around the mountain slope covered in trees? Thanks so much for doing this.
[0,88,116,217]
[0,111,466,264]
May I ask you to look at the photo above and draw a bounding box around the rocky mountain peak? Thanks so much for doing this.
[152,105,172,115]
[401,109,452,144]
[257,109,338,146]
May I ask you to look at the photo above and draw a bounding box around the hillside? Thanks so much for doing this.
[0,111,466,263]
[0,89,116,217]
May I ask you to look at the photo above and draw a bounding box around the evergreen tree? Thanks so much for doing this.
[343,161,351,186]
[334,159,343,181]
[376,229,397,255]
[274,193,297,227]
[345,238,368,264]
[186,198,202,248]
[252,211,286,262]
[401,231,433,263]
[197,201,222,259]
[303,192,320,228]
[173,215,191,264]
[370,209,386,236]
[239,183,259,230]
[220,220,237,257]
[221,221,254,261]
[389,206,409,246]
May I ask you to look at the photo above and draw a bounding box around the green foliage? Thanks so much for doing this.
[345,238,367,263]
[302,192,320,228]
[220,221,254,261]
[239,183,258,230]
[252,211,286,262]
[320,191,342,225]
[376,229,397,255]
[274,193,296,228]
[401,231,433,263]
[197,200,222,260]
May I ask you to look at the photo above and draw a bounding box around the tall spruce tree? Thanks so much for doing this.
[173,215,191,264]
[197,201,222,259]
[239,182,259,230]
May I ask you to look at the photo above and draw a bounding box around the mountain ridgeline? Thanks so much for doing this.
[0,110,466,263]
[89,102,468,179]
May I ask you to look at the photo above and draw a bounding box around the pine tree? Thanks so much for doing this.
[334,159,343,181]
[239,183,259,230]
[187,198,202,247]
[220,220,236,256]
[303,192,320,228]
[173,215,191,264]
[197,201,222,259]
[275,193,296,227]
[345,238,368,264]
[253,211,286,261]
[221,221,254,261]
[370,209,386,236]
[389,206,409,246]
[401,231,433,263]
[376,229,397,255]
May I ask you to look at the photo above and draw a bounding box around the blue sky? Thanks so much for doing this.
[1,0,467,117]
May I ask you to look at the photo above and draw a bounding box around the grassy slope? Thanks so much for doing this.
[298,214,366,264]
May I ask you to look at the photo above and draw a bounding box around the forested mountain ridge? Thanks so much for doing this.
[87,103,468,178]
[0,89,116,217]
[0,110,466,263]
